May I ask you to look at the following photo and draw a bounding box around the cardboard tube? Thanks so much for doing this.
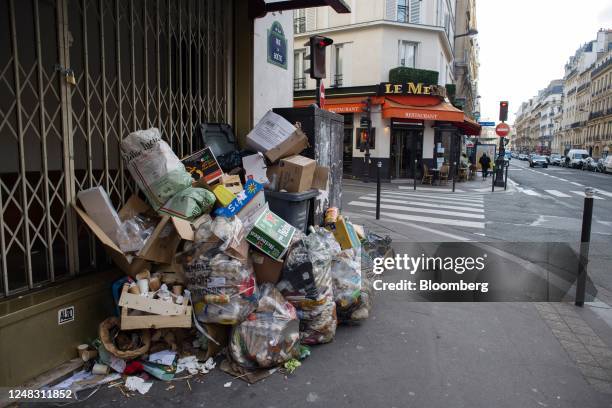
[149,276,161,292]
[128,283,140,295]
[77,344,88,359]
[137,279,149,294]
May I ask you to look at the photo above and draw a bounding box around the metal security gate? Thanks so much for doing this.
[0,0,232,297]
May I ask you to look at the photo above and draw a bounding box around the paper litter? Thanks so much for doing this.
[125,376,153,395]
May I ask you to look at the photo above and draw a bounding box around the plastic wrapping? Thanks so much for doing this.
[160,187,216,220]
[331,248,362,310]
[116,215,156,253]
[361,232,393,278]
[278,227,340,344]
[336,247,373,323]
[229,284,300,369]
[121,128,193,210]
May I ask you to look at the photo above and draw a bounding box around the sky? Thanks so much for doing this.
[476,0,612,123]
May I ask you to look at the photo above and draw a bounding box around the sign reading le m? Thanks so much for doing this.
[378,82,447,98]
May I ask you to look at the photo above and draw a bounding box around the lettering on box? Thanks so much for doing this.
[58,306,75,325]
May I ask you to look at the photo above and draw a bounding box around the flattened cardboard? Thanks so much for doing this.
[242,153,269,185]
[278,155,316,193]
[311,166,330,190]
[77,187,123,245]
[264,129,309,163]
[251,250,283,284]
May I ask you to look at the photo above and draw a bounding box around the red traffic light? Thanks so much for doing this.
[317,38,333,47]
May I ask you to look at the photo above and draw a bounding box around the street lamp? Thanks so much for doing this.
[454,29,478,39]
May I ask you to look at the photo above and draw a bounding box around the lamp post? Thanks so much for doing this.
[454,29,478,39]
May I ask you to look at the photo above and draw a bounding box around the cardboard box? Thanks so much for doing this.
[242,153,269,185]
[329,215,361,250]
[220,174,243,195]
[278,155,316,193]
[212,184,236,207]
[73,195,194,276]
[77,187,122,245]
[251,250,284,284]
[269,160,329,193]
[119,284,192,330]
[264,129,309,163]
[182,147,223,184]
[246,208,296,260]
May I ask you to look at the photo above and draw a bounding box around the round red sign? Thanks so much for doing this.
[495,123,510,137]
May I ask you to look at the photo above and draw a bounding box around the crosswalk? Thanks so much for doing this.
[347,189,487,230]
[514,187,611,200]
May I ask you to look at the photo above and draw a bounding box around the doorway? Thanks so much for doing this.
[390,127,424,179]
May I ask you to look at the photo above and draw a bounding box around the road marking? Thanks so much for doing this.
[380,191,485,205]
[363,215,475,241]
[348,201,485,219]
[398,186,465,193]
[367,209,485,229]
[522,189,541,196]
[570,182,584,187]
[362,195,485,213]
[557,178,568,182]
[545,190,571,198]
[571,191,604,199]
[594,189,612,198]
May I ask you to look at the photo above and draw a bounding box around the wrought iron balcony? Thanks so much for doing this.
[332,73,343,88]
[397,5,409,22]
[294,16,306,34]
[293,77,306,90]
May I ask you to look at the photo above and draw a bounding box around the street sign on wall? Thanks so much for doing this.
[267,21,287,69]
[495,123,510,137]
[478,121,496,127]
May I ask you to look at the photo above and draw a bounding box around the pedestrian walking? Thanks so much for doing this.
[479,153,491,180]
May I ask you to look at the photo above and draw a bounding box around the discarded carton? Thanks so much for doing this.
[245,111,309,163]
[221,174,243,195]
[182,147,223,184]
[278,155,316,193]
[73,195,194,276]
[212,184,236,207]
[251,250,283,284]
[242,153,269,185]
[328,216,361,250]
[77,187,122,245]
[268,161,329,193]
[246,208,296,260]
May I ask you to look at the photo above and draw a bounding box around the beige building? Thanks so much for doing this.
[585,46,612,158]
[453,0,479,118]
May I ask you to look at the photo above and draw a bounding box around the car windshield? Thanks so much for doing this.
[575,153,589,159]
[551,154,560,158]
[533,156,545,160]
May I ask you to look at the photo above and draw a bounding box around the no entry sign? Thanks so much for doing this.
[495,122,510,137]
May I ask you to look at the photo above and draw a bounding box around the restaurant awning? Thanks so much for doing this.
[294,96,366,113]
[381,96,481,136]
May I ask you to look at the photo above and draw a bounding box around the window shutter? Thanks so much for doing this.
[385,0,397,20]
[409,0,421,24]
[305,8,316,31]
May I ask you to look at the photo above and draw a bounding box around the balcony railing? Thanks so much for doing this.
[397,5,409,22]
[332,73,343,88]
[293,77,306,90]
[294,17,306,34]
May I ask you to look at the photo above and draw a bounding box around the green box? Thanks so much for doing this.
[246,209,296,260]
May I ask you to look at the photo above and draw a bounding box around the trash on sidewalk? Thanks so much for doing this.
[124,376,153,395]
[229,284,300,369]
[246,208,297,260]
[246,110,309,163]
[182,146,223,185]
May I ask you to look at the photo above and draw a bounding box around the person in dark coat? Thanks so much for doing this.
[479,153,491,179]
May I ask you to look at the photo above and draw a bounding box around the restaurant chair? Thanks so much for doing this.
[439,164,449,185]
[421,164,433,185]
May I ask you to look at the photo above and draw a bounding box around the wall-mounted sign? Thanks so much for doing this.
[58,306,75,325]
[267,21,287,69]
[378,82,447,98]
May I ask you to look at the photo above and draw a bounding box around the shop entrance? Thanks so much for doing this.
[390,126,423,179]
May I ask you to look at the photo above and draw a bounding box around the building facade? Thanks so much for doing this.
[585,47,612,158]
[293,0,480,180]
[453,0,479,118]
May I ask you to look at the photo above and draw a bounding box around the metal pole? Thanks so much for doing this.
[316,78,321,107]
[575,188,594,307]
[452,161,456,192]
[414,159,417,190]
[491,164,495,192]
[504,161,509,190]
[376,161,382,220]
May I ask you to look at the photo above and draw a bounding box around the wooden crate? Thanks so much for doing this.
[119,284,192,330]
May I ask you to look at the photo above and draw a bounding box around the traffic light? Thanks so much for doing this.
[304,35,333,79]
[499,101,509,122]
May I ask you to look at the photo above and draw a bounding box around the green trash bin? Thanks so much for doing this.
[264,189,319,232]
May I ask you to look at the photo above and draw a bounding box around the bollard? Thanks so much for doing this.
[504,161,509,191]
[452,161,456,193]
[491,165,495,192]
[575,187,594,307]
[376,161,382,220]
[413,159,417,191]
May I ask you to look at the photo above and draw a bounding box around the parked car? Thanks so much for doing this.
[582,157,598,171]
[550,154,562,166]
[595,158,607,173]
[604,156,612,173]
[565,149,590,168]
[529,155,548,168]
[518,154,528,160]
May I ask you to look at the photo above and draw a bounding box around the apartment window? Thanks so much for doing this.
[397,0,409,22]
[294,9,306,34]
[294,49,307,90]
[333,44,343,87]
[399,41,417,68]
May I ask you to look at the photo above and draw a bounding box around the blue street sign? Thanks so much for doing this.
[478,121,496,127]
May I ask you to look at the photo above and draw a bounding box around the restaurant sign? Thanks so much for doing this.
[378,82,447,98]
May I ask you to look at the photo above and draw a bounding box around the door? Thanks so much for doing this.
[391,127,423,179]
